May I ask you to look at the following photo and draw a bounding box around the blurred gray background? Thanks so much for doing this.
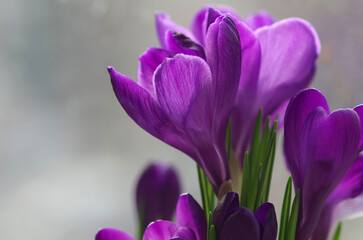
[1,0,362,239]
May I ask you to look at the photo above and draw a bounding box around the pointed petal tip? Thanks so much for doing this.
[107,66,115,74]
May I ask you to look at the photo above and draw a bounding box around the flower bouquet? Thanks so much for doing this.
[96,6,363,240]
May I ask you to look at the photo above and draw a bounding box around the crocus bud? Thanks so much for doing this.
[135,162,181,233]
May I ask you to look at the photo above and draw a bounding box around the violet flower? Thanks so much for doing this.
[283,88,361,240]
[109,15,241,194]
[136,162,181,232]
[228,11,320,164]
[311,105,363,239]
[155,6,321,166]
[95,193,207,240]
[213,192,277,240]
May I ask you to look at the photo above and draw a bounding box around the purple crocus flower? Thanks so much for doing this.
[311,105,363,239]
[213,192,277,240]
[136,162,181,231]
[95,193,207,240]
[110,15,241,194]
[283,88,361,240]
[228,12,320,164]
[155,6,321,167]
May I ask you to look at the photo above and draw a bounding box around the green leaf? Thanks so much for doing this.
[255,128,276,209]
[240,110,278,212]
[332,222,342,240]
[264,120,278,199]
[208,225,216,240]
[278,177,292,240]
[249,108,263,170]
[197,164,210,219]
[240,152,250,207]
[286,189,300,240]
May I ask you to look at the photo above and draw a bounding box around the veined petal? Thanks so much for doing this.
[153,53,227,191]
[154,54,213,129]
[109,66,196,159]
[172,226,197,240]
[109,67,169,138]
[96,228,136,240]
[255,203,278,240]
[156,12,194,49]
[245,11,275,30]
[354,104,363,150]
[329,155,363,202]
[312,155,363,240]
[190,6,240,46]
[143,220,177,240]
[255,18,321,118]
[220,207,261,240]
[284,89,330,189]
[230,18,261,160]
[176,194,207,240]
[205,16,242,150]
[165,31,206,59]
[137,48,173,96]
[298,108,361,240]
[212,192,240,239]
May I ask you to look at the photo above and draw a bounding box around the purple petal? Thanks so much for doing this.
[298,108,361,240]
[154,54,213,129]
[156,12,194,49]
[143,220,177,240]
[190,6,241,46]
[212,192,240,239]
[190,7,210,46]
[165,31,206,59]
[245,11,275,30]
[136,162,181,230]
[354,104,363,150]
[220,207,261,240]
[284,89,330,189]
[96,228,135,240]
[255,18,321,119]
[153,54,233,191]
[176,194,207,240]
[329,155,363,202]
[312,155,363,240]
[205,16,241,155]
[137,48,173,96]
[255,203,278,240]
[109,66,196,160]
[172,226,197,240]
[334,190,363,222]
[268,99,289,130]
[230,19,262,160]
[109,67,169,138]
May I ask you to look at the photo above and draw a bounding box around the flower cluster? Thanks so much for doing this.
[98,5,363,240]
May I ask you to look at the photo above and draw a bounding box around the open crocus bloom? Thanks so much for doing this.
[284,88,361,240]
[155,6,321,166]
[96,194,206,240]
[110,15,241,194]
[311,105,363,240]
[213,192,277,240]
